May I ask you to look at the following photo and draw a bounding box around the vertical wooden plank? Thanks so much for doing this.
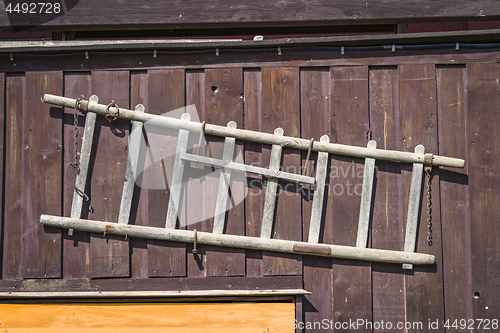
[369,67,406,331]
[204,68,245,277]
[0,73,4,279]
[146,69,186,277]
[300,67,333,332]
[185,69,207,278]
[243,68,264,277]
[467,63,500,322]
[399,64,444,330]
[3,74,24,280]
[89,70,130,278]
[330,66,372,331]
[436,65,471,322]
[20,72,63,278]
[63,72,91,279]
[129,70,149,279]
[261,67,302,276]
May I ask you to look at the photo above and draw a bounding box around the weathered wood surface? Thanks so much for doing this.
[63,72,91,279]
[146,69,187,278]
[1,0,500,31]
[369,66,406,329]
[88,71,130,278]
[129,70,149,279]
[467,63,500,321]
[204,68,245,277]
[0,73,3,279]
[436,65,471,322]
[1,52,499,331]
[399,64,444,330]
[330,66,372,332]
[3,72,63,280]
[300,67,334,331]
[261,67,302,276]
[3,45,500,75]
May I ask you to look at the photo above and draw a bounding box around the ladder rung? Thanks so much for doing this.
[308,135,330,243]
[403,144,426,270]
[165,113,191,229]
[355,140,377,248]
[180,153,315,185]
[213,121,238,234]
[118,104,145,225]
[261,128,284,239]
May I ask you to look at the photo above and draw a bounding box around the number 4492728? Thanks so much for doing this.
[5,2,61,14]
[443,319,498,330]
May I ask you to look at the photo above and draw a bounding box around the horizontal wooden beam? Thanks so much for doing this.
[40,215,436,265]
[3,29,500,54]
[0,289,309,299]
[0,275,303,293]
[1,0,500,32]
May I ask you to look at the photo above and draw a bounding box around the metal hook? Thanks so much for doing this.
[192,229,198,255]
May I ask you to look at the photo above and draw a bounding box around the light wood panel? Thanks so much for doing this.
[0,302,294,332]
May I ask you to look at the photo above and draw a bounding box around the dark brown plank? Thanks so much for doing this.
[261,67,302,276]
[130,70,149,279]
[185,69,208,278]
[369,67,406,330]
[4,0,500,31]
[63,72,91,279]
[436,65,471,322]
[244,68,265,277]
[3,48,500,74]
[0,72,4,279]
[3,74,24,280]
[467,63,500,321]
[399,64,444,330]
[146,69,187,278]
[330,66,372,331]
[204,68,245,277]
[20,72,63,278]
[89,70,130,278]
[300,67,334,331]
[0,275,303,293]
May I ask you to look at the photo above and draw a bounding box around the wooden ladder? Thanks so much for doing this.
[40,94,465,268]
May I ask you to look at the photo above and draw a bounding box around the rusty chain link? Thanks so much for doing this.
[425,165,432,246]
[105,100,119,122]
[67,98,90,202]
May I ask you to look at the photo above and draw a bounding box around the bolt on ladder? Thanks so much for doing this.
[40,94,466,268]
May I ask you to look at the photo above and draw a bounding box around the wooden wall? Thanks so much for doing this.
[0,47,499,332]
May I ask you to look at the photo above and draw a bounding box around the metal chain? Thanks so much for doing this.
[67,99,90,202]
[425,165,432,246]
[105,100,119,122]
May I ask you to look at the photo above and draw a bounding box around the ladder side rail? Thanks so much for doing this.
[41,215,436,266]
[68,94,99,236]
[307,135,330,243]
[261,128,284,239]
[117,104,145,225]
[402,144,426,270]
[355,140,377,248]
[165,113,191,229]
[42,94,465,168]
